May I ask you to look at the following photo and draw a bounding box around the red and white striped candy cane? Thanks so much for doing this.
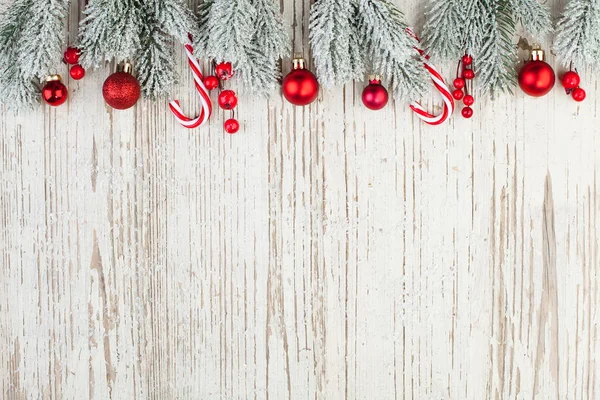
[169,43,212,129]
[405,28,454,126]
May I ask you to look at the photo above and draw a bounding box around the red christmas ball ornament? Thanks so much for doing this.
[215,62,234,80]
[218,90,238,110]
[463,69,475,80]
[361,75,388,110]
[462,54,473,66]
[203,75,219,90]
[453,78,465,89]
[69,64,85,80]
[518,49,555,97]
[452,89,464,100]
[63,47,80,64]
[461,107,474,119]
[561,71,580,90]
[42,75,68,106]
[282,57,319,106]
[102,63,141,110]
[572,87,586,102]
[224,118,240,134]
[463,94,475,106]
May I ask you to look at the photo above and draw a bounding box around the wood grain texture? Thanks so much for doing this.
[1,0,599,398]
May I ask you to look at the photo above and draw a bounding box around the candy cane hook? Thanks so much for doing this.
[169,44,213,129]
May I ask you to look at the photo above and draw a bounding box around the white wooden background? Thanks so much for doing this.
[1,0,599,398]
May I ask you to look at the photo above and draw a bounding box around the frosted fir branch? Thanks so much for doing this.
[476,0,516,97]
[422,0,464,60]
[310,0,364,87]
[554,0,600,69]
[357,0,428,101]
[511,0,552,37]
[194,0,213,56]
[79,0,144,68]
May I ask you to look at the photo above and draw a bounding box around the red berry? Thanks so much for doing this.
[224,118,240,134]
[203,75,219,90]
[463,69,475,80]
[462,55,473,66]
[69,64,85,80]
[64,47,80,64]
[561,71,581,90]
[572,87,586,102]
[462,107,474,119]
[463,95,474,106]
[452,89,464,100]
[218,90,238,110]
[215,62,234,80]
[453,78,465,89]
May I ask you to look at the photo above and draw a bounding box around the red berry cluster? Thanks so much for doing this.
[452,54,475,119]
[64,47,85,80]
[560,70,586,102]
[203,61,240,134]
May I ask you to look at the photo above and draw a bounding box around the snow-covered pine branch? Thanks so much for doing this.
[554,0,600,69]
[511,0,552,37]
[422,0,464,60]
[357,0,428,101]
[310,0,364,87]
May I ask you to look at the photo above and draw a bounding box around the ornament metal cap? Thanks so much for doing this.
[530,46,546,62]
[292,55,306,70]
[45,74,62,82]
[117,62,134,74]
[368,74,382,83]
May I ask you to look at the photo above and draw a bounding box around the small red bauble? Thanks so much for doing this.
[203,75,219,90]
[518,49,555,97]
[461,107,474,119]
[453,78,465,89]
[462,55,473,66]
[69,64,85,80]
[218,90,238,110]
[215,62,234,80]
[224,118,240,134]
[102,63,141,110]
[63,47,80,64]
[572,87,586,102]
[361,75,388,110]
[463,95,475,106]
[561,71,580,90]
[282,58,319,106]
[42,75,68,106]
[452,89,464,100]
[463,69,475,80]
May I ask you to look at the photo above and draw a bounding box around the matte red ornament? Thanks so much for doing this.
[561,71,580,90]
[453,78,465,89]
[518,49,555,97]
[461,107,473,119]
[463,69,475,80]
[361,75,388,110]
[463,94,475,106]
[69,64,85,80]
[63,47,80,64]
[282,58,319,106]
[42,75,68,106]
[218,90,238,110]
[572,87,586,102]
[452,89,464,100]
[462,54,473,66]
[215,62,234,80]
[102,63,141,110]
[224,118,240,134]
[203,75,219,90]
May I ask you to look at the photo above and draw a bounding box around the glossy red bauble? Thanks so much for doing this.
[463,95,475,106]
[561,71,580,90]
[453,78,465,89]
[463,69,475,80]
[218,90,238,110]
[203,75,219,90]
[462,54,473,66]
[282,58,319,106]
[224,118,240,134]
[572,87,586,102]
[42,75,68,106]
[102,66,141,110]
[461,107,473,119]
[361,76,388,110]
[69,64,85,80]
[518,60,555,97]
[452,89,464,100]
[215,62,234,80]
[63,47,80,64]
